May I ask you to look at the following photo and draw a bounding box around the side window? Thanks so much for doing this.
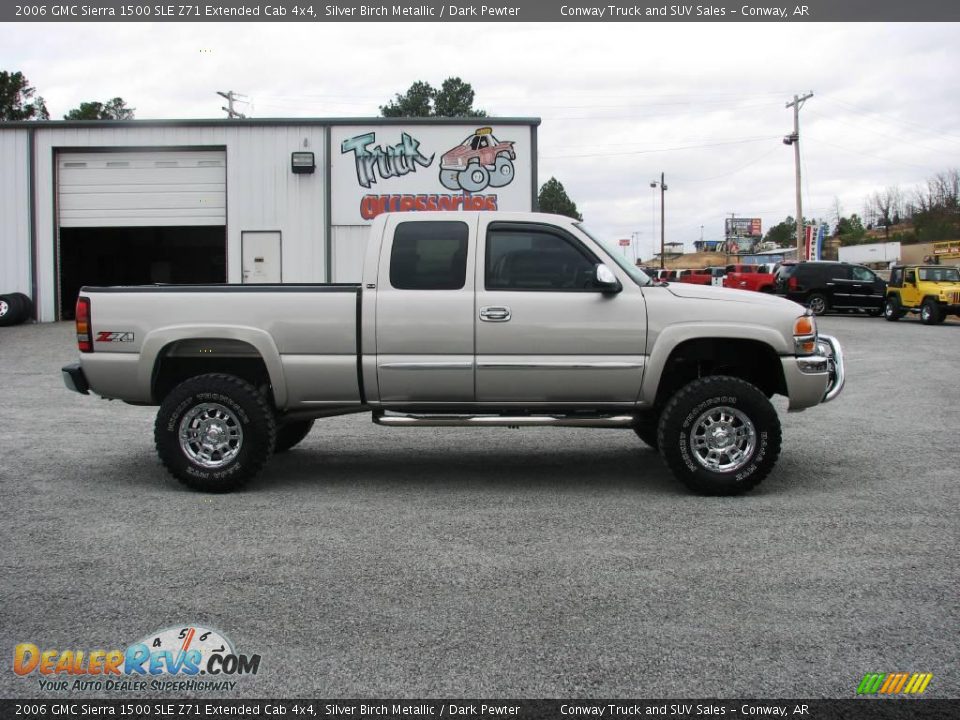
[389,221,469,290]
[829,265,853,281]
[905,269,916,284]
[486,226,598,291]
[890,268,903,287]
[851,266,875,282]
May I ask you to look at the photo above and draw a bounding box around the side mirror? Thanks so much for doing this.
[595,264,622,293]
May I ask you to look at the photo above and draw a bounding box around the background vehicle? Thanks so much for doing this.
[678,268,725,287]
[774,261,886,315]
[883,264,960,324]
[0,292,33,326]
[62,212,843,497]
[723,264,776,293]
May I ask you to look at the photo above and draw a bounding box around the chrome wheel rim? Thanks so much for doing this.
[921,305,930,321]
[178,402,243,468]
[689,405,756,473]
[809,296,825,314]
[0,300,7,317]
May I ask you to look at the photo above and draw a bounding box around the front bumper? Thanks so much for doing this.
[62,362,90,395]
[782,334,845,410]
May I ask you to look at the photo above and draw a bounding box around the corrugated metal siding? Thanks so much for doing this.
[58,150,226,227]
[30,125,327,320]
[331,225,371,282]
[0,129,32,296]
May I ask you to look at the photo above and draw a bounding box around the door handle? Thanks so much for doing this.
[480,306,511,322]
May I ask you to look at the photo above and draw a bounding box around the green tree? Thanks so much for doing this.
[0,70,49,121]
[538,177,582,221]
[763,216,798,248]
[380,77,486,118]
[64,97,135,120]
[835,213,867,245]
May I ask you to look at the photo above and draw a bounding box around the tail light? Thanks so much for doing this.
[76,297,93,353]
[788,276,799,290]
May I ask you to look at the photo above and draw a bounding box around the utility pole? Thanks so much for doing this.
[650,173,668,269]
[784,92,813,259]
[217,90,247,119]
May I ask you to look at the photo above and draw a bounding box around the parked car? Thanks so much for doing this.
[724,264,776,293]
[678,268,725,287]
[62,211,844,497]
[883,265,960,324]
[774,261,886,315]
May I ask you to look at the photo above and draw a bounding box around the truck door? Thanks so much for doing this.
[474,220,647,404]
[374,216,476,403]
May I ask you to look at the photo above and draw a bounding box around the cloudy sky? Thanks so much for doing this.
[4,21,959,260]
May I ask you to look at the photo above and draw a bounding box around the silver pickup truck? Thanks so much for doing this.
[62,211,844,495]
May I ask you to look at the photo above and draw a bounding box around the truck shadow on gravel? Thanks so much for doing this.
[247,445,684,495]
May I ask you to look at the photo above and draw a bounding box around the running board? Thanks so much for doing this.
[373,413,637,428]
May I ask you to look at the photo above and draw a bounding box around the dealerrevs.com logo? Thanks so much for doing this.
[13,625,261,693]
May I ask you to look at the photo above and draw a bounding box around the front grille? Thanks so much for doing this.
[952,291,960,305]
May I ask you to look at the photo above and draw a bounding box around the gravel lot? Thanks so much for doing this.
[1,316,957,699]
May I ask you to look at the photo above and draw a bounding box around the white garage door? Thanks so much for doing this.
[58,150,226,227]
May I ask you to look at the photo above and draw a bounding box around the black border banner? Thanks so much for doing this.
[4,0,960,23]
[2,700,958,720]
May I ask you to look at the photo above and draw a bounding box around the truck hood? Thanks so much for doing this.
[665,282,803,311]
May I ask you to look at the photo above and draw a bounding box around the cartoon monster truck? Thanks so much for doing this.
[439,127,516,192]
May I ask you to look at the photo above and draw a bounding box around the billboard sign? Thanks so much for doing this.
[330,124,533,225]
[725,217,762,238]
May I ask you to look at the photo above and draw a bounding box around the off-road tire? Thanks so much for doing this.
[274,419,315,453]
[155,373,276,492]
[0,293,28,326]
[458,162,490,193]
[488,155,515,188]
[920,298,943,325]
[807,292,829,316]
[657,376,782,496]
[883,296,904,321]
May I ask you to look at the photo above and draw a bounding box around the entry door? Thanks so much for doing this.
[242,232,281,283]
[475,220,647,403]
[375,216,476,403]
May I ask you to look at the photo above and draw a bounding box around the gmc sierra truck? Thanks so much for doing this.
[62,212,844,496]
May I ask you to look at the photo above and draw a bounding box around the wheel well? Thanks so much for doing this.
[654,338,787,408]
[152,338,273,404]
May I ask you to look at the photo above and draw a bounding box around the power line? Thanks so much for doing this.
[217,90,248,119]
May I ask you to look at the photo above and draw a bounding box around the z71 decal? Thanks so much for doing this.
[96,331,135,343]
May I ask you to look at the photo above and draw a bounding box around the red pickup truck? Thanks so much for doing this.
[723,264,776,293]
[678,267,725,286]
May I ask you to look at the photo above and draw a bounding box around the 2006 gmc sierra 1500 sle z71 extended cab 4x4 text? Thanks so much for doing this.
[62,211,844,496]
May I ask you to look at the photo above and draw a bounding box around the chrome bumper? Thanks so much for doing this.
[796,334,845,403]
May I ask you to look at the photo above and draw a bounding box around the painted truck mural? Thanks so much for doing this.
[331,124,533,225]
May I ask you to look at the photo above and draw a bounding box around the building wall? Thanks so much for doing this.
[30,124,327,320]
[0,129,32,297]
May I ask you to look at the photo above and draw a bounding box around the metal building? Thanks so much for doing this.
[0,117,540,321]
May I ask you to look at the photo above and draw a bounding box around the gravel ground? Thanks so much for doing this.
[0,316,957,699]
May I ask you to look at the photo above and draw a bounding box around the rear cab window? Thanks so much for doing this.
[390,221,469,290]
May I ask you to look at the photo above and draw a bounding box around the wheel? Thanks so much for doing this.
[155,373,276,492]
[633,411,660,450]
[274,419,314,453]
[0,293,28,327]
[657,376,782,496]
[438,168,461,191]
[458,162,490,193]
[883,296,904,321]
[488,155,515,188]
[920,299,943,325]
[806,293,829,315]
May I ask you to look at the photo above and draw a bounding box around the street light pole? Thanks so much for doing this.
[785,92,813,260]
[650,172,667,269]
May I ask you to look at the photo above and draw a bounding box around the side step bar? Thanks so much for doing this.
[373,413,637,428]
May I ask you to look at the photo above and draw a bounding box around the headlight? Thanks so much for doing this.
[793,313,817,355]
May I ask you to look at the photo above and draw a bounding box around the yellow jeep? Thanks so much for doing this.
[883,265,960,324]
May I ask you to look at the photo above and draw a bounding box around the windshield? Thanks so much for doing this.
[574,223,653,287]
[918,267,960,282]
